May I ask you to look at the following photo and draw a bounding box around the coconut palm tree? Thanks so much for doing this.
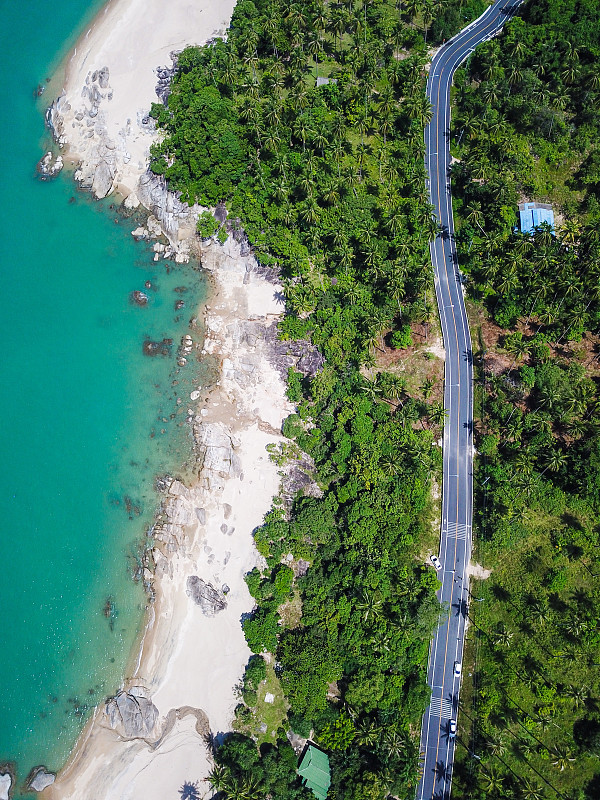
[465,201,486,233]
[504,332,530,367]
[207,764,228,792]
[404,93,433,127]
[485,734,507,757]
[564,684,588,709]
[551,746,576,772]
[529,601,550,627]
[508,65,524,86]
[541,448,567,474]
[519,778,544,800]
[286,4,308,30]
[306,34,325,78]
[382,375,406,405]
[355,589,384,622]
[312,5,328,34]
[329,8,348,51]
[480,767,505,795]
[427,403,448,427]
[273,179,289,203]
[299,199,319,226]
[403,0,423,21]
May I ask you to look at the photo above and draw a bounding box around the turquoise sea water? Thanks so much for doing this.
[0,1,207,792]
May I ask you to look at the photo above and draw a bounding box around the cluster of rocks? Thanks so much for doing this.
[47,66,123,199]
[155,57,178,104]
[83,66,111,112]
[81,138,118,199]
[0,770,11,800]
[45,95,69,146]
[177,333,195,366]
[43,50,206,253]
[214,315,322,393]
[36,150,63,179]
[131,214,185,262]
[137,171,199,246]
[0,765,56,799]
[143,337,173,357]
[193,422,242,492]
[131,213,164,240]
[283,454,322,505]
[105,686,159,740]
[229,218,252,257]
[185,576,227,616]
[150,479,198,565]
[261,321,325,379]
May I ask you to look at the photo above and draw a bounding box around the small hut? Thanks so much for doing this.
[518,201,554,234]
[297,744,331,800]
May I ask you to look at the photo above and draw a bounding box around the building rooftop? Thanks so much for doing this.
[298,745,331,800]
[518,201,554,234]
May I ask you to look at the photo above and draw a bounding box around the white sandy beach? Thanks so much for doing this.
[49,0,237,199]
[44,0,299,797]
[49,243,293,800]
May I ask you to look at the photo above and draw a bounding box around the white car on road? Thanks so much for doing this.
[454,661,462,678]
[430,554,442,571]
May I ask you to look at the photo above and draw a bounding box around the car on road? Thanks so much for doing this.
[449,719,457,738]
[454,661,462,678]
[430,554,442,571]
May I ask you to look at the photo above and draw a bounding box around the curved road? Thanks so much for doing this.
[417,3,524,799]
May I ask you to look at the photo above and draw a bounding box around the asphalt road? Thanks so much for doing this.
[416,3,524,798]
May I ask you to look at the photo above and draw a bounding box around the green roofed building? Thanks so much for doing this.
[297,744,331,800]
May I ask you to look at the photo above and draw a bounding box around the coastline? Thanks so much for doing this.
[43,0,299,796]
[48,238,294,799]
[47,0,237,203]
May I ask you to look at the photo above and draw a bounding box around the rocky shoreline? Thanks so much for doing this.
[44,223,314,799]
[27,0,324,793]
[39,31,321,800]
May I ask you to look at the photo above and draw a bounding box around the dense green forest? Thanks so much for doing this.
[451,0,600,333]
[147,0,474,797]
[449,1,600,798]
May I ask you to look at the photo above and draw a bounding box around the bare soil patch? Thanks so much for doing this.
[367,321,446,404]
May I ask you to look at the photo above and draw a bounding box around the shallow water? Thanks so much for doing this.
[0,1,207,791]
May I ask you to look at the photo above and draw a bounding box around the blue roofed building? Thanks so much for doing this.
[518,201,554,234]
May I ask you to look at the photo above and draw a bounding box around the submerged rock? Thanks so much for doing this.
[130,290,149,306]
[26,767,55,793]
[186,576,227,616]
[143,338,172,357]
[105,686,158,739]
